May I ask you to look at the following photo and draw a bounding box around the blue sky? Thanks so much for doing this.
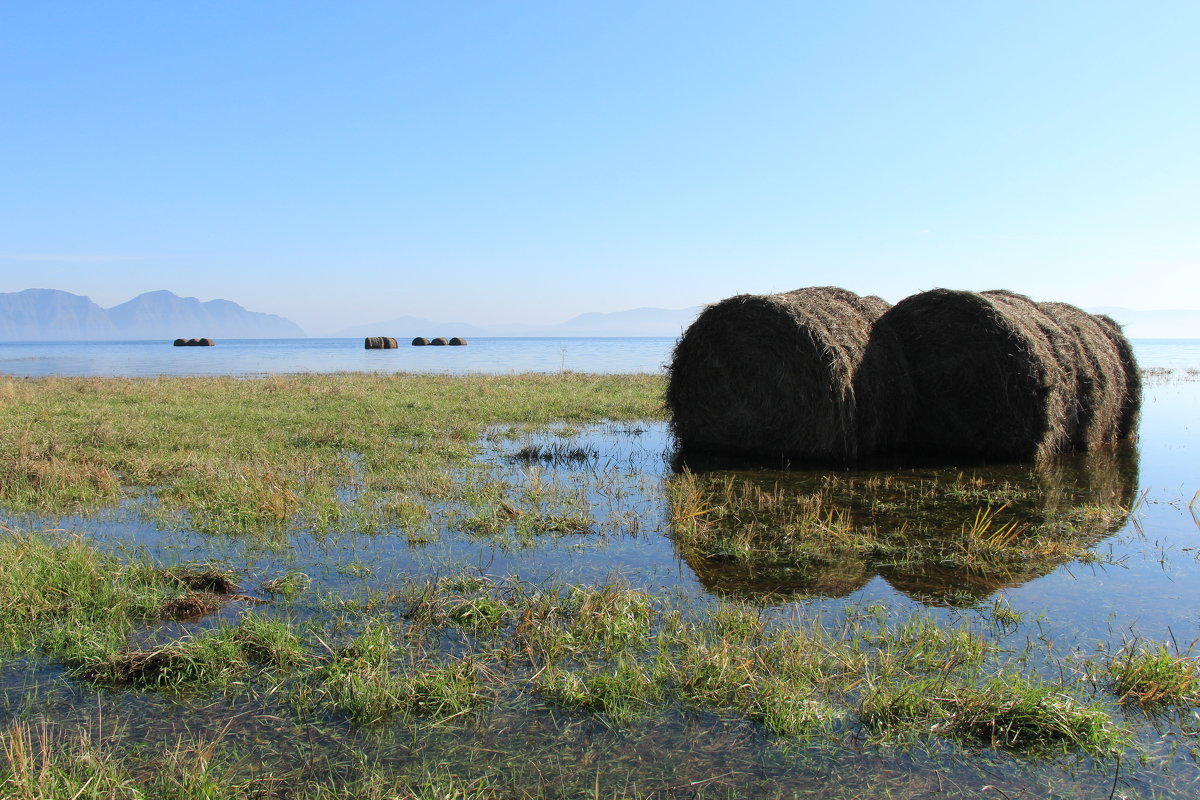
[1,2,1196,335]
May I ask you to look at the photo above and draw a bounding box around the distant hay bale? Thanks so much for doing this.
[411,337,429,346]
[667,286,905,466]
[449,337,468,346]
[429,337,448,346]
[873,289,1139,462]
[364,337,398,349]
[172,338,186,347]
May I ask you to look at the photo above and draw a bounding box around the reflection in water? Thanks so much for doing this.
[670,445,1139,607]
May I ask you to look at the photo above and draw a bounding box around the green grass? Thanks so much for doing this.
[1105,642,1200,707]
[0,373,665,535]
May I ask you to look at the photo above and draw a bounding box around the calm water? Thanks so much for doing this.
[0,336,1196,378]
[0,337,677,377]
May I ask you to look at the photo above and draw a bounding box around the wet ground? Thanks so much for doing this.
[2,371,1199,798]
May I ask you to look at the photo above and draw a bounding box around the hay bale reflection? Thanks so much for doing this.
[668,445,1138,607]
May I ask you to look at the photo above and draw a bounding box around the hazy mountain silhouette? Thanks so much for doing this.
[0,289,304,340]
[334,306,703,338]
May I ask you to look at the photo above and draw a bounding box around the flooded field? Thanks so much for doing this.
[0,368,1197,798]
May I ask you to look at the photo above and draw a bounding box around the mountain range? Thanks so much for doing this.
[0,289,305,340]
[332,306,704,339]
[3,289,1199,341]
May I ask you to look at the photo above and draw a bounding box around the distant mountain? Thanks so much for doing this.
[0,289,304,340]
[556,307,701,337]
[334,315,493,340]
[1088,307,1200,339]
[106,290,304,339]
[334,306,702,338]
[0,289,120,340]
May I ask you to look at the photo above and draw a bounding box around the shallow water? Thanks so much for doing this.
[1,336,1197,379]
[2,349,1199,797]
[0,336,677,377]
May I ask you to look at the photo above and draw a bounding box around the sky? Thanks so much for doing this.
[1,1,1197,336]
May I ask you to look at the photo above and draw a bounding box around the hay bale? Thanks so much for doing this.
[873,290,1067,462]
[667,286,903,465]
[364,337,398,349]
[411,337,429,346]
[1038,301,1133,450]
[430,337,448,346]
[874,289,1138,462]
[449,337,468,346]
[1094,314,1142,439]
[172,338,186,347]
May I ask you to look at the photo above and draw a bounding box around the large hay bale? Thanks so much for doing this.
[364,337,398,349]
[411,337,429,346]
[1038,301,1132,450]
[449,337,468,346]
[874,289,1138,462]
[1094,314,1142,439]
[430,337,448,346]
[667,286,902,465]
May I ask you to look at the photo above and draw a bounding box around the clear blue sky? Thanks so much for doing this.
[1,1,1196,335]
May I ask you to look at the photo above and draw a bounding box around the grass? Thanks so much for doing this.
[0,372,665,535]
[1104,642,1200,707]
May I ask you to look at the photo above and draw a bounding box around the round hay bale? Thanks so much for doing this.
[667,286,903,465]
[1094,314,1142,440]
[172,338,186,346]
[449,337,468,346]
[429,337,448,346]
[1037,301,1132,450]
[873,289,1076,462]
[411,337,429,346]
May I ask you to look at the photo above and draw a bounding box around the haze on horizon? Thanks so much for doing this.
[1,2,1196,337]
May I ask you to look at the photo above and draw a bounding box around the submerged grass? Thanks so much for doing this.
[1103,642,1200,708]
[0,532,1134,759]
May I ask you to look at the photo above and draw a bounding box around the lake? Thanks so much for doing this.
[0,336,677,377]
[1,336,1197,378]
